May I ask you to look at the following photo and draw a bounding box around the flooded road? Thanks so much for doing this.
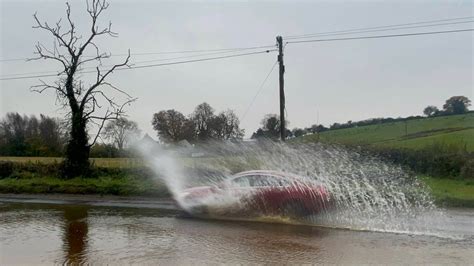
[1,201,473,265]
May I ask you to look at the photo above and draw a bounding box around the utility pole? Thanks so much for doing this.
[276,36,285,141]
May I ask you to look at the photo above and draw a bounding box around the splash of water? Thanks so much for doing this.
[134,139,187,197]
[135,139,453,237]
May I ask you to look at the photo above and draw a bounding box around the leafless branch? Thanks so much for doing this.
[79,50,130,112]
[87,97,135,146]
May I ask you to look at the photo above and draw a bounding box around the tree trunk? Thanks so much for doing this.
[61,111,90,178]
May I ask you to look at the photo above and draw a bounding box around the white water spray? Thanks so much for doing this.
[134,138,188,197]
[135,139,455,237]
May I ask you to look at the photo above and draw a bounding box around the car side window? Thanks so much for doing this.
[275,177,292,187]
[252,176,271,187]
[231,174,293,187]
[232,176,253,187]
[253,175,292,187]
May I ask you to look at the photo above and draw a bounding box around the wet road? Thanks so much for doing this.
[0,201,473,265]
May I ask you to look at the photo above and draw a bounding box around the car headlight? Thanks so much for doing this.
[180,191,191,199]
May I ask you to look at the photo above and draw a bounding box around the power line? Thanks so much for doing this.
[286,28,474,44]
[284,16,474,39]
[112,45,276,56]
[3,16,470,62]
[284,20,474,40]
[1,48,269,78]
[115,49,276,70]
[0,44,276,63]
[0,49,277,81]
[241,60,278,122]
[3,28,471,80]
[128,48,255,65]
[3,28,471,81]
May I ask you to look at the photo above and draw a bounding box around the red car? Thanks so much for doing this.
[178,170,332,218]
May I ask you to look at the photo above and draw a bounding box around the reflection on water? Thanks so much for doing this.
[1,202,473,265]
[62,206,89,265]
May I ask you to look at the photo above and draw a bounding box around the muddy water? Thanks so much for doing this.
[1,202,473,265]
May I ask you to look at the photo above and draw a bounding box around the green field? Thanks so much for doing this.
[299,113,474,151]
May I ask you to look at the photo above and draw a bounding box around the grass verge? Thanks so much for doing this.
[0,161,170,197]
[422,176,474,208]
[0,176,170,197]
[0,156,145,168]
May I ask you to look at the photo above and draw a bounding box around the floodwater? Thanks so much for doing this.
[1,202,473,265]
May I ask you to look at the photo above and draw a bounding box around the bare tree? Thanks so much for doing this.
[31,0,135,177]
[102,118,139,151]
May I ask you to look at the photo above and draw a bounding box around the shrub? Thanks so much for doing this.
[461,159,474,179]
[365,145,473,179]
[0,161,14,178]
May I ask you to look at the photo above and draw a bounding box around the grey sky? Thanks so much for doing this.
[1,0,473,140]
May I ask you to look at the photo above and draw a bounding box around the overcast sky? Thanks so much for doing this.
[1,0,473,140]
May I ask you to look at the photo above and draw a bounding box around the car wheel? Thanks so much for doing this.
[188,205,209,217]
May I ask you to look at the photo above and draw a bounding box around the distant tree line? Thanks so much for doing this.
[2,96,470,155]
[152,102,244,143]
[0,113,140,158]
[0,113,67,156]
